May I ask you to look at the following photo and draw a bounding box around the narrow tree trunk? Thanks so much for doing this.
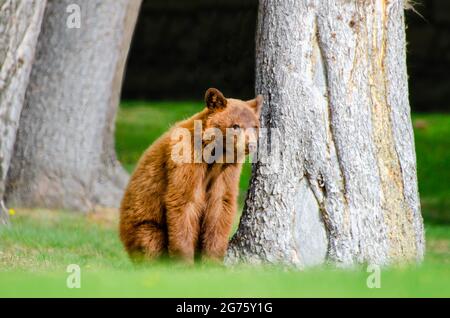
[0,0,46,223]
[226,0,425,267]
[5,0,142,212]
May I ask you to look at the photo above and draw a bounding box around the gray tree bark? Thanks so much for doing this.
[5,0,142,212]
[226,0,425,267]
[0,0,46,224]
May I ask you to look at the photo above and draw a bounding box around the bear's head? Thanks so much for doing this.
[203,88,263,162]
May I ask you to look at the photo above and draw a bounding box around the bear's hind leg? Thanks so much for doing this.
[131,222,167,261]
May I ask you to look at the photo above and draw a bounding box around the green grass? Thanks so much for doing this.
[413,114,450,224]
[0,210,448,297]
[0,102,448,297]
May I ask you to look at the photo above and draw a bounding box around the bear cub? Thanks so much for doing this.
[119,88,263,263]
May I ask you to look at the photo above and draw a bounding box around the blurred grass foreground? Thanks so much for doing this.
[0,101,448,297]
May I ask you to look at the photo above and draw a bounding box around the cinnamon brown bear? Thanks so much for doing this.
[119,88,263,263]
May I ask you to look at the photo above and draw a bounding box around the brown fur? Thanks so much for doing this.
[119,88,263,263]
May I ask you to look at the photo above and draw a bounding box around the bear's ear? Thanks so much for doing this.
[247,95,263,117]
[205,88,227,111]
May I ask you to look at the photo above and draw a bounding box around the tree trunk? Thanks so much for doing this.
[5,0,142,212]
[226,0,425,267]
[0,0,46,223]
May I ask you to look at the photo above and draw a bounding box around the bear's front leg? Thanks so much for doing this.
[201,166,240,262]
[165,163,206,263]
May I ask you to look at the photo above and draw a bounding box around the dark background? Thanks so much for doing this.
[122,0,450,112]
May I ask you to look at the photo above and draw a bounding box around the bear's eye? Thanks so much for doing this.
[232,124,241,130]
